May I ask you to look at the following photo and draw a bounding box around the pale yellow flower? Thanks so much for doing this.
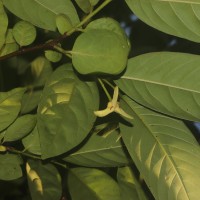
[94,86,133,119]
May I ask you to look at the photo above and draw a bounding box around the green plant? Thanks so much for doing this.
[0,0,200,199]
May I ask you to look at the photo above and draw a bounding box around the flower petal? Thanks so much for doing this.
[115,107,134,119]
[111,86,119,106]
[94,108,113,117]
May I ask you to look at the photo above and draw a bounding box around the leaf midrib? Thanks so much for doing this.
[34,0,57,15]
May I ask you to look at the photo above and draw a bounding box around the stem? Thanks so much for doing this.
[98,78,112,101]
[102,79,115,89]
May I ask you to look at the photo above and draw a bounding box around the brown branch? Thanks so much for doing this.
[0,33,67,61]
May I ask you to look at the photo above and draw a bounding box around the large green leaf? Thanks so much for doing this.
[0,153,23,181]
[116,52,200,121]
[117,167,148,200]
[63,130,130,167]
[0,1,8,49]
[0,88,25,132]
[125,0,200,43]
[26,160,62,200]
[3,0,79,31]
[37,64,99,159]
[120,96,200,200]
[67,167,121,200]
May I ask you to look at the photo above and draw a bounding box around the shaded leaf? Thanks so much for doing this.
[0,88,26,132]
[72,29,129,75]
[37,64,99,159]
[3,0,79,31]
[117,166,148,200]
[13,21,36,46]
[56,14,73,35]
[125,0,200,43]
[22,126,41,155]
[45,49,62,63]
[120,96,200,200]
[63,130,130,167]
[3,114,37,142]
[27,160,62,200]
[0,153,23,181]
[75,0,91,13]
[116,52,200,121]
[89,0,99,6]
[67,167,121,200]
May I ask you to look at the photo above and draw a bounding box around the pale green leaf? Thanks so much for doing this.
[3,114,37,142]
[0,153,23,181]
[56,14,73,35]
[13,21,36,46]
[117,167,148,200]
[72,29,129,75]
[27,160,62,200]
[75,0,91,13]
[63,130,130,167]
[89,0,99,6]
[37,64,99,159]
[45,49,62,63]
[0,88,26,132]
[120,96,200,200]
[125,0,200,42]
[0,1,8,49]
[116,52,200,121]
[3,0,79,31]
[67,167,121,200]
[22,126,41,155]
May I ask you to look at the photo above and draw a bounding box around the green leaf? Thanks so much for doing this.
[0,88,25,132]
[56,14,73,35]
[26,160,62,200]
[0,153,23,181]
[45,49,62,63]
[125,0,200,43]
[0,1,8,49]
[0,29,19,56]
[22,126,41,155]
[37,64,99,159]
[116,52,200,121]
[72,29,129,75]
[13,21,36,46]
[3,0,79,31]
[89,0,99,6]
[63,130,129,167]
[67,167,121,200]
[3,114,37,142]
[120,96,200,200]
[117,167,148,200]
[75,0,91,13]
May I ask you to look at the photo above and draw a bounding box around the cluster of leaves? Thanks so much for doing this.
[0,0,200,199]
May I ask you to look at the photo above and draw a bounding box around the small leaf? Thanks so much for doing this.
[63,130,129,167]
[0,153,23,181]
[13,20,36,46]
[75,0,91,13]
[67,167,121,200]
[45,49,62,63]
[72,29,129,75]
[3,114,37,142]
[89,0,99,6]
[27,160,62,200]
[56,14,73,34]
[0,88,26,132]
[0,1,8,49]
[37,64,99,159]
[22,126,41,155]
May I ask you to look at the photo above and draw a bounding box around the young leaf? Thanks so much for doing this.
[120,96,200,200]
[125,0,200,43]
[3,114,37,142]
[117,167,148,200]
[67,167,121,200]
[37,64,99,159]
[3,0,80,31]
[13,21,36,46]
[0,153,23,181]
[0,1,8,49]
[56,14,73,35]
[0,88,26,132]
[63,130,130,167]
[72,29,129,75]
[22,126,41,155]
[75,0,91,13]
[116,52,200,121]
[26,160,62,200]
[45,49,62,63]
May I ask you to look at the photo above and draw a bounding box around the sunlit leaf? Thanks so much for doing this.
[67,167,121,200]
[120,96,200,200]
[116,52,200,121]
[37,64,99,159]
